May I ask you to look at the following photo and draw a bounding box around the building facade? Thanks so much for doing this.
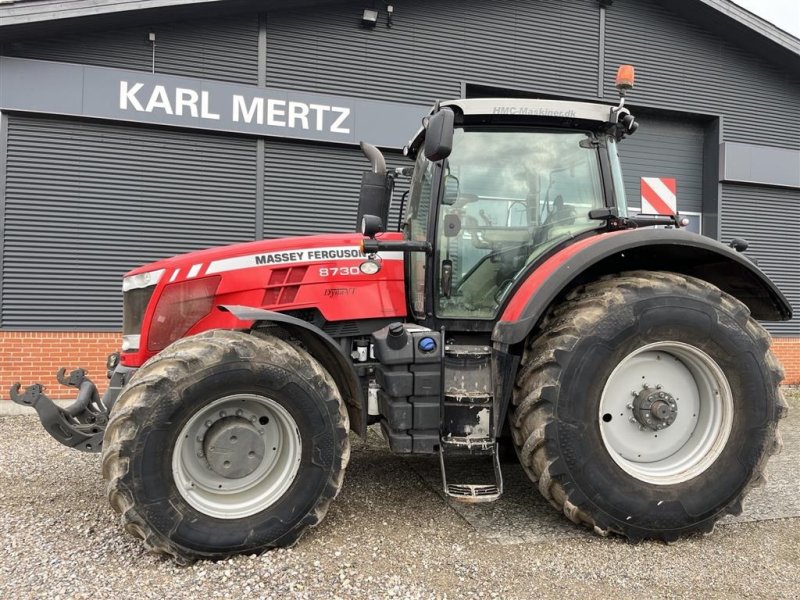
[1,0,799,397]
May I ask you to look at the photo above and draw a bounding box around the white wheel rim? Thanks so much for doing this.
[172,394,302,519]
[599,342,733,485]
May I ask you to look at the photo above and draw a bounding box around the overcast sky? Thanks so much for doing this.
[731,0,800,39]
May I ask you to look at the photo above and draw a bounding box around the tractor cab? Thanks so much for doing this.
[401,98,633,329]
[358,67,642,335]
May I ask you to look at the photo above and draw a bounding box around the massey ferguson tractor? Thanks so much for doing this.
[11,67,790,563]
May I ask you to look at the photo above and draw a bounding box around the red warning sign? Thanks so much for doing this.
[640,177,677,216]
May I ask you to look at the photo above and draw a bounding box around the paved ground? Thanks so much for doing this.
[0,389,798,599]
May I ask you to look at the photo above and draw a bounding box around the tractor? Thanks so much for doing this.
[11,66,790,563]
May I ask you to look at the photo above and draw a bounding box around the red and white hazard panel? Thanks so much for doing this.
[640,177,677,216]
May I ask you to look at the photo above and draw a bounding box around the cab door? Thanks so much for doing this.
[431,127,609,328]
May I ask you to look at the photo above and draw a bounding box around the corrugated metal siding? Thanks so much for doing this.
[603,0,800,150]
[2,116,257,329]
[617,115,705,214]
[720,184,800,336]
[265,0,600,104]
[263,140,410,238]
[1,14,259,84]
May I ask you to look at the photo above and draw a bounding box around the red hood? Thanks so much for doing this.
[120,230,408,368]
[125,232,395,277]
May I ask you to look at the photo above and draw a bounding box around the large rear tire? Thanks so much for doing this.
[101,329,349,563]
[510,271,787,540]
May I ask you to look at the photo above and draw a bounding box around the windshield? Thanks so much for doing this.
[437,128,605,319]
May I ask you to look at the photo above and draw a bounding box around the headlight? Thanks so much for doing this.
[147,276,222,352]
[122,268,165,292]
[359,259,381,275]
[121,335,141,351]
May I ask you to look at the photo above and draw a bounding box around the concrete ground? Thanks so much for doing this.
[0,390,797,599]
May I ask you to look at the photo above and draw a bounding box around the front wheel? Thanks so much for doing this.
[510,271,787,540]
[101,329,350,563]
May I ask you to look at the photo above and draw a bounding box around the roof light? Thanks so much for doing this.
[615,64,635,94]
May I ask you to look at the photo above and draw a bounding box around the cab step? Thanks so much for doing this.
[438,343,503,503]
[439,441,503,503]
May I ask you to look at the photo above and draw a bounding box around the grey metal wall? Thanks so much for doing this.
[1,13,259,84]
[263,140,408,239]
[720,184,799,336]
[1,116,257,329]
[617,114,706,214]
[265,0,601,104]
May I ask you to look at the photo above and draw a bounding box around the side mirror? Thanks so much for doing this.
[442,174,460,205]
[424,108,454,162]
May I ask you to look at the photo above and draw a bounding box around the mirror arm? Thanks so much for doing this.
[588,208,688,231]
[362,239,432,254]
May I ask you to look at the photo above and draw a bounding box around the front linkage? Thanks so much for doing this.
[10,367,110,452]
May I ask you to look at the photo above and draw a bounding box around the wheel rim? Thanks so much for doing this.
[172,394,302,519]
[599,342,733,485]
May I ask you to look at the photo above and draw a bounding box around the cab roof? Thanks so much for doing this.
[406,98,616,158]
[442,98,613,122]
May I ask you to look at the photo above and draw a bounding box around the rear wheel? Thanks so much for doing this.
[510,271,787,540]
[102,329,349,563]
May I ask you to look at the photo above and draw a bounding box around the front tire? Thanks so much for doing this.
[101,329,350,563]
[510,271,787,540]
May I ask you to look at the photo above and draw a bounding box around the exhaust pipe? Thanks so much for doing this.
[357,142,390,232]
[360,141,386,175]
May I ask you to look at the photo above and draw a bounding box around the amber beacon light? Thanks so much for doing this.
[615,64,636,94]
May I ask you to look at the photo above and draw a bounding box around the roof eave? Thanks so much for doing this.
[693,0,800,57]
[0,0,798,65]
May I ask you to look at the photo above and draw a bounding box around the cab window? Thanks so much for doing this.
[436,128,605,319]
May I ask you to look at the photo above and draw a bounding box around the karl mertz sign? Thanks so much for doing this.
[0,57,428,149]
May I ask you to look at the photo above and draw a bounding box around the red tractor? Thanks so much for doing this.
[12,67,790,563]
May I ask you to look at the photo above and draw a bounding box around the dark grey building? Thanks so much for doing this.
[0,0,798,341]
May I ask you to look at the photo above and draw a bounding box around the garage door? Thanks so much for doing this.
[617,113,705,229]
[1,115,258,329]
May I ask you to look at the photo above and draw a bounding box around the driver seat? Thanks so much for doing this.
[544,195,577,227]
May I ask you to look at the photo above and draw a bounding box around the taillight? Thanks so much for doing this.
[147,276,222,352]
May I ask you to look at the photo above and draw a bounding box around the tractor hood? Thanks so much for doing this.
[124,232,393,280]
[119,231,407,368]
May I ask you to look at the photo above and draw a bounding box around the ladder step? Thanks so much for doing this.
[441,436,494,453]
[439,442,504,504]
[444,344,491,358]
[446,483,501,502]
[444,392,493,405]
